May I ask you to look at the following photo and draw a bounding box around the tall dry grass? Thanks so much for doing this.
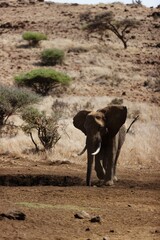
[0,96,159,169]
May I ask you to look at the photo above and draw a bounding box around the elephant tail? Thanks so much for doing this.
[126,115,139,133]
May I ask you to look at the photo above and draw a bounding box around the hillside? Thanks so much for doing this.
[0,0,160,104]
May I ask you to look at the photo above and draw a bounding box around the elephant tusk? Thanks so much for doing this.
[91,142,101,156]
[78,145,87,156]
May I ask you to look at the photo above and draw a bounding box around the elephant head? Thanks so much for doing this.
[73,105,127,186]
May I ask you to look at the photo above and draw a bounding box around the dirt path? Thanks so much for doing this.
[0,164,159,240]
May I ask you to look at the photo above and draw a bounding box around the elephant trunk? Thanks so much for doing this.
[86,134,102,186]
[86,152,94,186]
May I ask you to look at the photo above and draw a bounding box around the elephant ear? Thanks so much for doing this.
[73,110,91,135]
[99,105,127,137]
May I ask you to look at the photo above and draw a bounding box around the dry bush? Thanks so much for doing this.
[144,78,160,92]
[52,98,94,118]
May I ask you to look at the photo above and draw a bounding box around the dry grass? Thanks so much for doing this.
[0,96,159,169]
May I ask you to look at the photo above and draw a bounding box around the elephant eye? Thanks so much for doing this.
[95,116,101,120]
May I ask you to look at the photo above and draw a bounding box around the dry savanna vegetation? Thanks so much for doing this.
[0,1,160,240]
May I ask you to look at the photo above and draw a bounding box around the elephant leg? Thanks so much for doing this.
[95,153,105,180]
[103,145,116,186]
[113,149,120,182]
[103,158,114,186]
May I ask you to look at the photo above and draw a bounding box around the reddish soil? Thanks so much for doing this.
[0,161,160,240]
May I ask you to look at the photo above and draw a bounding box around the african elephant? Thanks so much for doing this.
[73,105,127,186]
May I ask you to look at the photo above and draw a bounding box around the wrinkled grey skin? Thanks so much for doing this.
[73,105,127,186]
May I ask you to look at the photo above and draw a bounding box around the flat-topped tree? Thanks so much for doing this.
[15,68,71,96]
[82,11,140,49]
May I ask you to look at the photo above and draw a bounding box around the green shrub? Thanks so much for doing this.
[15,68,71,96]
[41,48,65,66]
[22,31,47,46]
[0,84,40,127]
[22,107,61,151]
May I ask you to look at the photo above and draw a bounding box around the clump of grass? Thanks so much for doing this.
[41,48,65,66]
[22,31,47,46]
[68,46,88,53]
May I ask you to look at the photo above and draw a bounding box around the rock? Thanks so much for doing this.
[85,227,90,231]
[0,210,26,220]
[90,216,101,223]
[74,211,91,219]
[0,2,9,7]
[103,236,110,240]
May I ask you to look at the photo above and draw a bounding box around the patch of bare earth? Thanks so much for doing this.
[0,1,160,240]
[0,161,160,240]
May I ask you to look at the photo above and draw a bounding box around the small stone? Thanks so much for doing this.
[85,227,90,231]
[103,236,110,240]
[109,229,114,233]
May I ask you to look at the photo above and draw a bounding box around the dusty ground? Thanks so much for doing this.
[0,160,160,240]
[0,1,160,240]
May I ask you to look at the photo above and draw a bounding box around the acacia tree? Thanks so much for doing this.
[81,11,140,49]
[15,68,71,96]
